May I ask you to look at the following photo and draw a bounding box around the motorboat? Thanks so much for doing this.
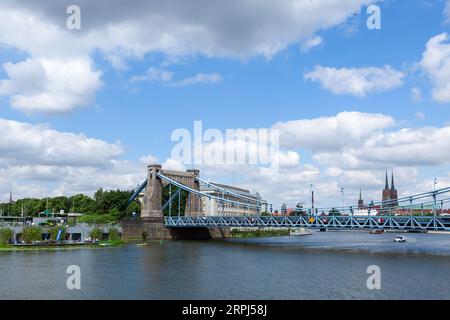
[394,236,407,243]
[290,228,313,236]
[369,230,385,234]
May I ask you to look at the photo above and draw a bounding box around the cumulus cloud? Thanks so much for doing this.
[420,33,450,103]
[0,58,102,114]
[273,111,395,151]
[304,65,405,97]
[0,118,123,167]
[0,0,374,114]
[0,117,194,200]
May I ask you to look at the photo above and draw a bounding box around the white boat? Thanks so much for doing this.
[394,236,407,243]
[290,228,313,236]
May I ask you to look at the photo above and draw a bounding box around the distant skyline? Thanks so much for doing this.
[1,1,450,208]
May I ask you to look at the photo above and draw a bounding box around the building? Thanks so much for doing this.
[358,188,364,209]
[200,183,264,216]
[382,170,398,208]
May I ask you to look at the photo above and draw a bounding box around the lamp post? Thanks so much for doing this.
[433,178,437,230]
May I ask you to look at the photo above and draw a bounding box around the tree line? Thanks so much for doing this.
[0,188,141,219]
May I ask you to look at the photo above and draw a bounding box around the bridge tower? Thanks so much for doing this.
[186,168,202,216]
[122,164,231,240]
[141,164,163,218]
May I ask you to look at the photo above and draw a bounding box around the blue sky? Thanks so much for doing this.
[1,0,450,208]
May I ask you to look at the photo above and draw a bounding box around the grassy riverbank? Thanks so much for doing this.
[231,229,290,238]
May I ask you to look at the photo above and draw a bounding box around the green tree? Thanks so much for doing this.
[329,208,341,216]
[22,227,42,243]
[89,228,102,241]
[69,194,96,214]
[108,227,120,241]
[0,228,13,243]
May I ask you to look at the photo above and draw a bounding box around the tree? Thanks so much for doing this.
[329,208,341,216]
[295,203,306,216]
[22,227,42,243]
[0,228,13,243]
[108,227,120,241]
[69,194,96,214]
[89,228,102,241]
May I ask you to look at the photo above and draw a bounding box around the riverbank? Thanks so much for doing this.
[0,240,125,251]
[231,228,290,238]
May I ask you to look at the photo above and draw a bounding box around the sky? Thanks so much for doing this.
[1,0,450,209]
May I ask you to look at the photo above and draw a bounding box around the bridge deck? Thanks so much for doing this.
[165,215,450,231]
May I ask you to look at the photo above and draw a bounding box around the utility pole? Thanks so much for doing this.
[433,178,437,230]
[309,184,314,217]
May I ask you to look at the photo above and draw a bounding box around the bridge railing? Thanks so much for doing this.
[165,215,450,231]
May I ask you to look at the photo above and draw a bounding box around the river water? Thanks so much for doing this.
[2,231,450,300]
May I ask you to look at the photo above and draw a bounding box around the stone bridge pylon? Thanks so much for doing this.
[141,164,202,218]
[122,164,226,240]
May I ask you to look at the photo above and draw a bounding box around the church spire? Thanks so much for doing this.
[359,187,362,201]
[385,169,389,190]
[391,170,395,190]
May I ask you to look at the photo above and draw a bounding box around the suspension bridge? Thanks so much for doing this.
[122,164,450,239]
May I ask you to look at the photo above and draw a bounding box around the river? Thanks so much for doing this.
[2,231,450,300]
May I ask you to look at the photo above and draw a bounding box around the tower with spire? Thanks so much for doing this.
[390,171,398,207]
[358,187,364,209]
[382,169,398,208]
[382,170,391,208]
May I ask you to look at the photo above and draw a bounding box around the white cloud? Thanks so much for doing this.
[420,33,450,103]
[130,67,174,83]
[415,111,425,120]
[300,36,323,53]
[304,65,405,97]
[444,1,450,24]
[274,111,395,151]
[0,58,102,114]
[0,118,122,167]
[0,1,374,114]
[411,87,422,101]
[171,73,223,87]
[131,69,223,87]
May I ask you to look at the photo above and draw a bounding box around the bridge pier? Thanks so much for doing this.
[121,218,231,240]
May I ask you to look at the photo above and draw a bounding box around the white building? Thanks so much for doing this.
[200,183,264,216]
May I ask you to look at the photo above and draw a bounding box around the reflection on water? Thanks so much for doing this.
[2,231,450,300]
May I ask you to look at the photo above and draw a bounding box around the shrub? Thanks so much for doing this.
[0,228,13,243]
[108,227,120,241]
[89,228,102,241]
[22,227,42,243]
[78,214,117,224]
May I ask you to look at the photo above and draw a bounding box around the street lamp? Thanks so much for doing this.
[432,178,438,230]
[340,187,345,207]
